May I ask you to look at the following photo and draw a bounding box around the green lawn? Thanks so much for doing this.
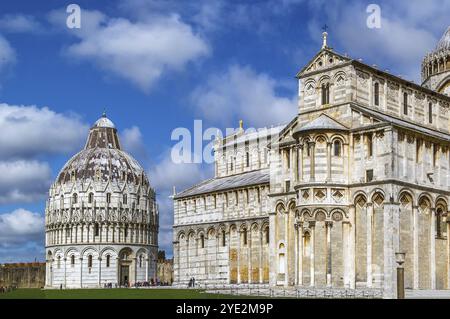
[0,288,260,299]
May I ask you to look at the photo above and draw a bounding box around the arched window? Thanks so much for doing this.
[57,256,61,269]
[333,140,341,157]
[71,255,75,266]
[374,82,380,106]
[136,195,140,205]
[246,152,250,167]
[87,255,93,268]
[200,234,205,248]
[106,193,111,204]
[403,92,408,115]
[60,195,64,208]
[222,230,226,247]
[242,229,248,246]
[278,243,285,274]
[321,83,330,105]
[433,144,438,167]
[94,223,99,237]
[124,226,128,239]
[429,102,433,124]
[303,232,311,256]
[123,194,127,204]
[436,208,443,238]
[367,133,373,157]
[106,255,110,267]
[88,192,94,203]
[265,226,270,244]
[139,255,143,267]
[72,193,78,204]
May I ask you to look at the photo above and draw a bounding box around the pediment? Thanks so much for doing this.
[296,49,350,78]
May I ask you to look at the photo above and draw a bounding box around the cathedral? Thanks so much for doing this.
[172,27,450,298]
[45,114,159,288]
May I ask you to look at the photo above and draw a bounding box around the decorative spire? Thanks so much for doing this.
[102,109,107,118]
[321,24,329,49]
[239,119,244,130]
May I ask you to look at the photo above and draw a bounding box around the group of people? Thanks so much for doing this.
[0,285,17,293]
[100,279,172,288]
[187,277,196,288]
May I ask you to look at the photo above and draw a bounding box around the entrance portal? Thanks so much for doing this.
[120,265,130,286]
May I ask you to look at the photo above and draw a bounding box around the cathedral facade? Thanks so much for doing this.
[172,27,450,298]
[45,114,159,288]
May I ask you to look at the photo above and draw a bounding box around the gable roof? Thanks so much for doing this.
[174,169,269,199]
[293,113,348,137]
[296,48,351,78]
[351,103,450,142]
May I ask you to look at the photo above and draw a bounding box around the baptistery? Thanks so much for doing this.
[45,113,159,288]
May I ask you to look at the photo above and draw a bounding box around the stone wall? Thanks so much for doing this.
[157,259,173,285]
[0,263,45,288]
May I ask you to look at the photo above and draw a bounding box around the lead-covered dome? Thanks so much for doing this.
[56,113,149,187]
[436,26,450,53]
[421,26,450,95]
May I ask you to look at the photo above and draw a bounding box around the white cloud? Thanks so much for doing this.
[0,35,16,73]
[58,10,209,91]
[149,151,211,192]
[119,0,304,35]
[191,64,296,127]
[305,0,449,82]
[0,14,42,33]
[148,150,213,255]
[0,160,52,204]
[0,209,44,248]
[0,103,88,159]
[120,126,149,163]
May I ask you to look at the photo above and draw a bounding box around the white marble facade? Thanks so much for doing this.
[45,114,159,288]
[173,29,450,298]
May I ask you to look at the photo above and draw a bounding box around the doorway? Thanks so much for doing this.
[120,265,130,286]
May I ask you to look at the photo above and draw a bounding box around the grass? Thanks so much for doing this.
[0,288,262,299]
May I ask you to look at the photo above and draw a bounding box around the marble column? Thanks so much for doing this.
[98,257,102,287]
[294,223,298,285]
[259,230,263,284]
[298,222,303,286]
[367,202,374,287]
[412,205,419,289]
[79,257,83,288]
[298,144,303,182]
[349,205,356,289]
[269,212,277,286]
[284,210,289,286]
[247,230,251,284]
[309,142,316,182]
[326,221,333,287]
[430,208,436,289]
[145,258,149,282]
[237,230,241,284]
[309,221,316,287]
[64,258,67,288]
[447,219,450,289]
[326,142,332,181]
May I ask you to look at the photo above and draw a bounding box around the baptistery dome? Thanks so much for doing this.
[421,26,450,96]
[45,113,159,288]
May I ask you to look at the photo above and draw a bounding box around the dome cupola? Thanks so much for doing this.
[421,26,450,96]
[56,113,148,185]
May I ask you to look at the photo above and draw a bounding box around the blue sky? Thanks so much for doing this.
[0,0,448,262]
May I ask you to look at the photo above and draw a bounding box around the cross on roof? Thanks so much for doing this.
[322,24,328,33]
